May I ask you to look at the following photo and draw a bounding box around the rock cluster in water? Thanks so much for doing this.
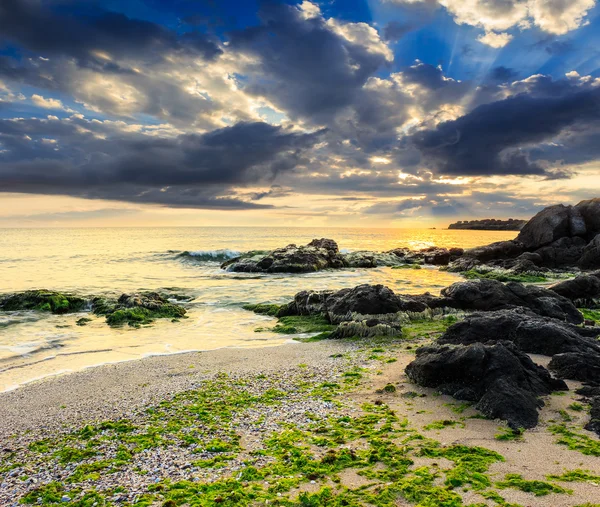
[0,290,187,328]
[221,238,463,273]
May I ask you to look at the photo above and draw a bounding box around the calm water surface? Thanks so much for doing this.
[0,227,516,391]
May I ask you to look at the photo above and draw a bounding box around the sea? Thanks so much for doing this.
[0,227,517,391]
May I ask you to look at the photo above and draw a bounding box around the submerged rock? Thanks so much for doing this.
[439,279,583,324]
[92,292,187,327]
[0,290,87,314]
[405,342,568,429]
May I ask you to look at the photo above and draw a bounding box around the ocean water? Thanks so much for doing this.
[0,227,516,391]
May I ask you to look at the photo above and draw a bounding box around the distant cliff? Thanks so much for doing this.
[448,218,527,231]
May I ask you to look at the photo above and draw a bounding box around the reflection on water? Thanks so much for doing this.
[0,227,517,391]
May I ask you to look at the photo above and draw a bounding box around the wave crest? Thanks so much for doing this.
[177,249,241,262]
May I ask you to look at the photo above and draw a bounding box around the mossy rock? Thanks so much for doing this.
[98,292,187,327]
[0,290,87,314]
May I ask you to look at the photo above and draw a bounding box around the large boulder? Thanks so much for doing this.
[405,342,568,429]
[438,308,600,369]
[439,279,583,324]
[579,234,600,270]
[548,353,600,383]
[222,238,346,273]
[283,284,428,324]
[575,198,600,241]
[517,204,587,250]
[549,273,600,307]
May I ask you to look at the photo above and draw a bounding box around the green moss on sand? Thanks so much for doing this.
[496,474,571,496]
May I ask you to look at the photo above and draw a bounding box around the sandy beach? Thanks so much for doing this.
[2,337,599,507]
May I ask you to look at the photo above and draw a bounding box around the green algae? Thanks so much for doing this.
[496,473,571,496]
[547,469,600,483]
[495,427,524,441]
[0,290,87,314]
[579,308,600,323]
[392,264,422,270]
[424,419,465,431]
[549,424,600,456]
[461,270,548,283]
[242,303,283,316]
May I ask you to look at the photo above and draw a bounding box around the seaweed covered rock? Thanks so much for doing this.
[93,292,187,327]
[0,290,87,314]
[549,273,600,307]
[439,308,600,361]
[439,279,583,323]
[222,238,346,273]
[405,342,568,429]
[342,251,402,268]
[330,318,403,339]
[548,352,600,383]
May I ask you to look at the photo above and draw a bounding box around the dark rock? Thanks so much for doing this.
[462,240,524,263]
[405,342,568,429]
[517,204,587,250]
[423,248,451,266]
[439,308,600,358]
[584,397,600,437]
[440,279,583,324]
[533,236,587,268]
[285,284,428,324]
[575,385,600,397]
[222,238,346,273]
[575,198,600,240]
[549,352,600,383]
[549,273,600,306]
[579,234,600,270]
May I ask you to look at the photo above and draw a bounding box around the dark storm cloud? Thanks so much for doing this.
[0,119,323,209]
[228,1,390,124]
[0,0,222,64]
[409,82,600,177]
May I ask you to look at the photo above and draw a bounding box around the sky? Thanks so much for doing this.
[0,0,599,228]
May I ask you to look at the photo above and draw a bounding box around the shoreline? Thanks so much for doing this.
[2,336,599,506]
[0,339,295,394]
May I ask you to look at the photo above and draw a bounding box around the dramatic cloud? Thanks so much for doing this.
[0,117,323,208]
[229,1,392,124]
[387,0,597,47]
[0,0,222,64]
[409,77,600,176]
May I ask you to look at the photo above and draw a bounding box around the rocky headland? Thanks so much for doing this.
[448,218,527,231]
